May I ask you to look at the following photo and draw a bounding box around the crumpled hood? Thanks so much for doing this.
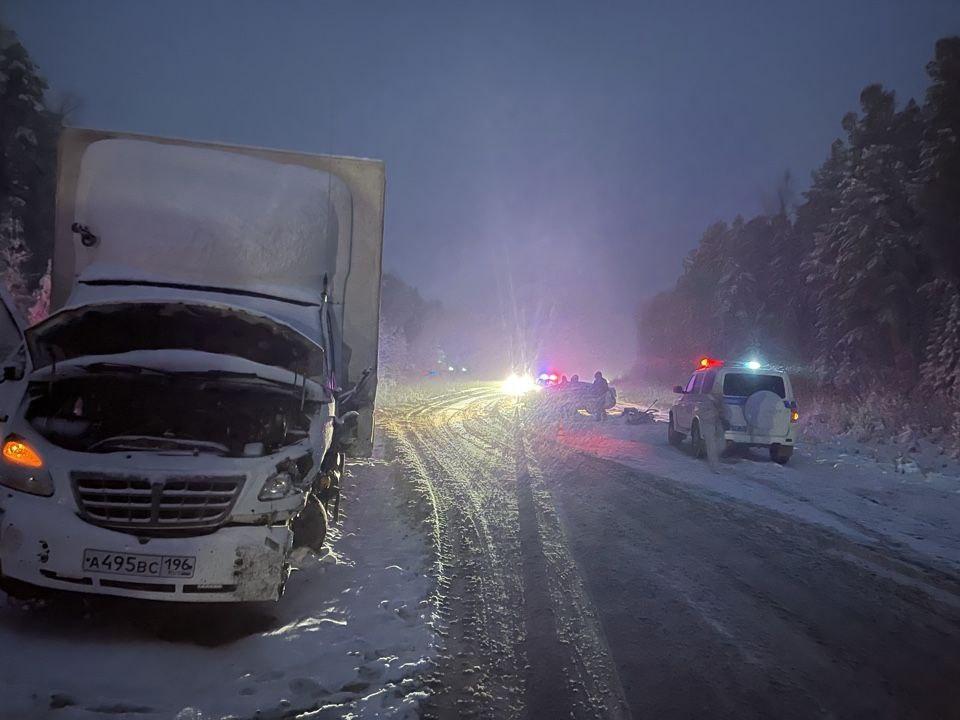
[26,300,326,380]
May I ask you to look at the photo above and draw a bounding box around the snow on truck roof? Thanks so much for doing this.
[67,138,345,306]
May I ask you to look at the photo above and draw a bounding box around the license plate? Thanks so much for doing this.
[82,549,196,579]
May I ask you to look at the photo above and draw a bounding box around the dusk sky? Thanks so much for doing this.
[5,0,959,373]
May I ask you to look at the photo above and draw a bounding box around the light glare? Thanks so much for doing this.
[502,373,539,396]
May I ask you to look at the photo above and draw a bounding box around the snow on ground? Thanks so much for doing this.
[0,448,438,720]
[548,403,960,573]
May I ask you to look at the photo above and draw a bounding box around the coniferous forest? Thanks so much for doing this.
[637,37,960,442]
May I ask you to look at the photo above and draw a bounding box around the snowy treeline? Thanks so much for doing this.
[378,272,445,383]
[639,38,960,415]
[0,24,61,323]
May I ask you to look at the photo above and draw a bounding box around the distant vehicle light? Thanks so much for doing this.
[502,373,539,396]
[461,367,468,372]
[539,373,549,381]
[3,439,43,469]
[746,360,762,370]
[448,366,455,372]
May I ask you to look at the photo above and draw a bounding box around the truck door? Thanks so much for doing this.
[676,373,698,432]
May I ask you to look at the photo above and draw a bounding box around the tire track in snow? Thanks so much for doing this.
[380,385,630,720]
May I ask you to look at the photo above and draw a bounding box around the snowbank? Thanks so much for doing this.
[547,405,960,572]
[0,450,438,719]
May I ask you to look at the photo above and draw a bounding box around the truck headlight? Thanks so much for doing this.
[0,437,53,497]
[258,471,295,501]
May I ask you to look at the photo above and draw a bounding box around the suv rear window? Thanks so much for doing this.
[722,373,786,398]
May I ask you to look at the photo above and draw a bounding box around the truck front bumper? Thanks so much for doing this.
[0,492,293,602]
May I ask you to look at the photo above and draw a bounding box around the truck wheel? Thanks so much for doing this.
[291,494,328,552]
[770,444,793,465]
[690,420,706,459]
[668,414,684,446]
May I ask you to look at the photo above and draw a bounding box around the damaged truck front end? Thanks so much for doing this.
[0,301,338,601]
[0,129,384,602]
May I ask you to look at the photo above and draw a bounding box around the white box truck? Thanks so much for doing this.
[0,129,384,602]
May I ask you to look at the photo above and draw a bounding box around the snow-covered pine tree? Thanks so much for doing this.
[0,213,32,313]
[920,279,960,400]
[1,25,48,241]
[805,85,923,388]
[916,37,960,396]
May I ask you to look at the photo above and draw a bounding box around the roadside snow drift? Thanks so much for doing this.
[551,405,960,572]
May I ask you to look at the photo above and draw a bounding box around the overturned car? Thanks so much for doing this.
[0,129,384,602]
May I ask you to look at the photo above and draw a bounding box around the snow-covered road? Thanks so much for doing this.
[383,383,960,719]
[0,447,437,720]
[5,382,960,720]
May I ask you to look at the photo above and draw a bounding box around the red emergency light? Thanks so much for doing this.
[697,356,724,369]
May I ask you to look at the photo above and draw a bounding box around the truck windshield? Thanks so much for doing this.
[722,373,786,398]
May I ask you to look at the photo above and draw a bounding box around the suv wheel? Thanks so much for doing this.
[690,420,706,459]
[770,444,793,465]
[668,414,684,446]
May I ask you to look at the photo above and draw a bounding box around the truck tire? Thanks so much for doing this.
[770,444,793,465]
[291,494,328,553]
[668,414,684,446]
[690,420,706,459]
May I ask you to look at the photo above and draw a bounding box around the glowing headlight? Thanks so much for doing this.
[1,437,53,497]
[258,471,295,501]
[502,373,539,396]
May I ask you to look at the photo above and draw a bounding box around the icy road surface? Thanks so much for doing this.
[383,383,960,720]
[0,449,437,720]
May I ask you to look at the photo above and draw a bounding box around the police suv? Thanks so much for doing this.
[667,358,799,464]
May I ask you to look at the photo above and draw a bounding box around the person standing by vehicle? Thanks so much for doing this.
[592,371,609,421]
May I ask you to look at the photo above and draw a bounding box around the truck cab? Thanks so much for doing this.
[0,129,385,602]
[668,358,799,464]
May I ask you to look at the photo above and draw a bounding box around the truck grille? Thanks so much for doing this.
[71,473,244,533]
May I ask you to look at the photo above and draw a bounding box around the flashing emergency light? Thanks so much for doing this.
[3,439,43,469]
[698,357,724,369]
[745,359,762,370]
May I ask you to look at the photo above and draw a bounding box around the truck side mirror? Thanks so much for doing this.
[672,385,684,394]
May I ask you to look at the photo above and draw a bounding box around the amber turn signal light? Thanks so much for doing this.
[3,439,43,468]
